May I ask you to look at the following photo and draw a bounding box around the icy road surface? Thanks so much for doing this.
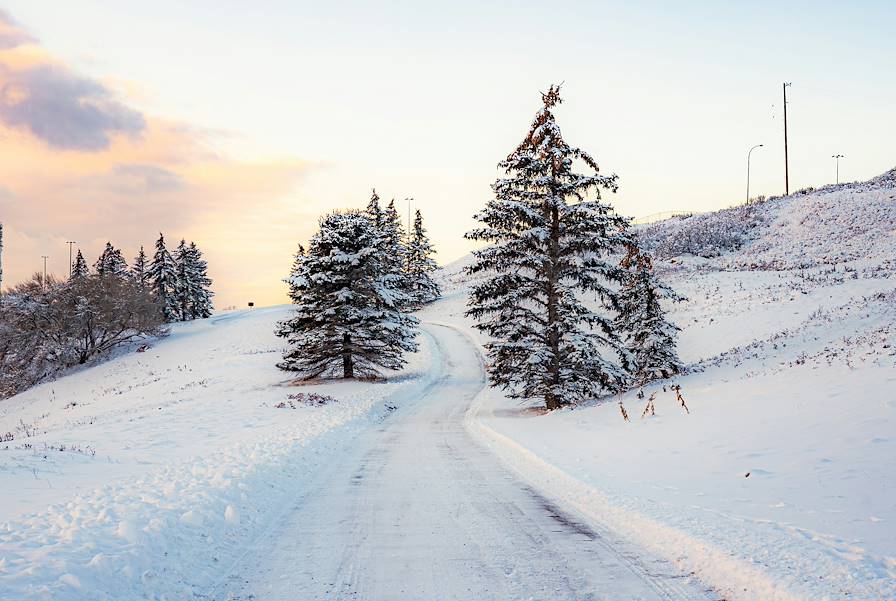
[214,324,714,601]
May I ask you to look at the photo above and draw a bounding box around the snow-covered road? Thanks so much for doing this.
[214,324,713,601]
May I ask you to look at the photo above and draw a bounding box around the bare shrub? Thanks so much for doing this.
[0,273,167,397]
[638,204,765,259]
[640,392,657,418]
[275,392,338,408]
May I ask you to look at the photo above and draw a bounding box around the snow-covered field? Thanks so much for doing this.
[423,174,896,600]
[0,306,436,600]
[1,172,893,601]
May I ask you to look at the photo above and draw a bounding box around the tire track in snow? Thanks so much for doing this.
[213,323,714,600]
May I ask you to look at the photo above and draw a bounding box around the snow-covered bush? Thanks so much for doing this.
[0,273,167,397]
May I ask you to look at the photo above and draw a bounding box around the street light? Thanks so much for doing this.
[41,255,49,288]
[66,241,77,277]
[747,144,764,204]
[832,154,845,185]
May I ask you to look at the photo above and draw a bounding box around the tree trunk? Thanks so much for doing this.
[544,201,562,411]
[342,333,354,378]
[545,392,561,411]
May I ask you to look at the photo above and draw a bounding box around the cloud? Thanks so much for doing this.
[0,9,145,150]
[0,9,34,50]
[110,164,186,193]
[0,9,316,308]
[0,64,146,150]
[0,120,309,238]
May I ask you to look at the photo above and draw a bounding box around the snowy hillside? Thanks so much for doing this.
[0,307,436,599]
[639,169,896,270]
[424,172,896,600]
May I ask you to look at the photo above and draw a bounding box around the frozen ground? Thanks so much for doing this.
[424,172,896,600]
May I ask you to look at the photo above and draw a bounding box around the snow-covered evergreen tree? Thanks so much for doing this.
[132,246,148,289]
[71,250,89,280]
[147,233,180,322]
[286,243,305,303]
[94,242,128,278]
[277,210,418,379]
[405,209,440,307]
[365,190,413,310]
[173,240,214,320]
[383,199,407,272]
[382,198,413,308]
[466,85,629,410]
[187,242,214,319]
[366,189,384,229]
[615,242,684,385]
[174,240,193,321]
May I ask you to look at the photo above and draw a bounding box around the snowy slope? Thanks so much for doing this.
[424,172,896,601]
[0,306,436,600]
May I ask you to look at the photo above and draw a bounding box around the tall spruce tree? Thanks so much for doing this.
[615,242,684,385]
[383,198,412,308]
[147,233,180,322]
[71,250,89,280]
[466,85,629,410]
[132,246,149,289]
[277,210,418,379]
[187,242,214,318]
[366,189,384,229]
[173,239,193,321]
[94,242,128,278]
[405,209,440,307]
[173,240,214,321]
[383,198,407,272]
[365,190,412,310]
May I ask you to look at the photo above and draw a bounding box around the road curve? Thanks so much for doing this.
[213,323,715,600]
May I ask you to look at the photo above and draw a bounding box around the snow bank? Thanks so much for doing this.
[0,306,437,600]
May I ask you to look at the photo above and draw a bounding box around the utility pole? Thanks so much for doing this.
[41,255,49,288]
[832,154,845,184]
[783,82,792,195]
[747,144,764,204]
[66,241,77,277]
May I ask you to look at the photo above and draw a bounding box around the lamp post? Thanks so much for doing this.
[41,255,49,288]
[747,144,764,204]
[66,241,77,277]
[783,82,792,195]
[832,154,844,185]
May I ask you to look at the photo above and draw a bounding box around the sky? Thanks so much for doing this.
[0,1,893,308]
